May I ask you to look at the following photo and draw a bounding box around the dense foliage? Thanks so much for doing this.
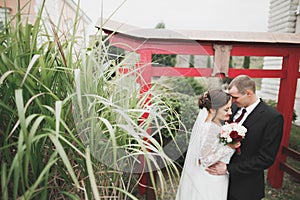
[0,1,183,199]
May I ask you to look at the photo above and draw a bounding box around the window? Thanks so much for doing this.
[0,7,10,30]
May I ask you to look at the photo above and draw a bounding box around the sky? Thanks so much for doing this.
[80,0,270,33]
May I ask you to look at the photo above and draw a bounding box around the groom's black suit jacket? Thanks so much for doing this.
[227,100,283,200]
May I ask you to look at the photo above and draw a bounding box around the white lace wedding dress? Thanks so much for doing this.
[176,109,234,200]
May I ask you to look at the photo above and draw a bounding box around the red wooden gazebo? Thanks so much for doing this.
[98,19,300,193]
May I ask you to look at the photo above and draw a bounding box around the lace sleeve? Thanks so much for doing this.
[199,123,234,168]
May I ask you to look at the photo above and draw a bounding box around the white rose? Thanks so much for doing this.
[226,137,233,143]
[233,124,247,136]
[221,124,232,134]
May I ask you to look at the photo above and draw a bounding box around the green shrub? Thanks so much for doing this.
[264,99,297,122]
[152,77,206,169]
[289,125,300,151]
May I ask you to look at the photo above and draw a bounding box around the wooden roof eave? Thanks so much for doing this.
[97,18,300,56]
[98,19,300,44]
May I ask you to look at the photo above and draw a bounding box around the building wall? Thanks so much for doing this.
[260,0,300,124]
[0,0,37,24]
[0,0,91,41]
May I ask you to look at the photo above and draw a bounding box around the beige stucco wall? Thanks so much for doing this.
[0,0,91,40]
[0,0,37,23]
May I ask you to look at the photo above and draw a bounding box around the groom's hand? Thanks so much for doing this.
[206,161,227,175]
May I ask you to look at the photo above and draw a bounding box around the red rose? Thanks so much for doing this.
[229,131,239,138]
[230,131,243,142]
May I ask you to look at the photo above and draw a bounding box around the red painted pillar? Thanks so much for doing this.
[137,50,156,199]
[267,53,299,188]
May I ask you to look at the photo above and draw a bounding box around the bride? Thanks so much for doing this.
[176,89,240,200]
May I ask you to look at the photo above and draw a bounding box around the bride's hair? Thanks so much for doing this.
[198,89,231,110]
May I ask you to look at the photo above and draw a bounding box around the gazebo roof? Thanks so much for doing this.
[97,18,300,45]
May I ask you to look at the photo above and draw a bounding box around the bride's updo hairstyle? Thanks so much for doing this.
[198,89,231,110]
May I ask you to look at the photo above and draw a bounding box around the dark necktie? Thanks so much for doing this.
[235,108,247,123]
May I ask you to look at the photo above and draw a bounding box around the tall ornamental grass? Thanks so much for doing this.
[0,0,184,199]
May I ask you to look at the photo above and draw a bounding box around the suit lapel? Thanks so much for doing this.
[243,101,265,126]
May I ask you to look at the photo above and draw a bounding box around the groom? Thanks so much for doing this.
[206,75,283,200]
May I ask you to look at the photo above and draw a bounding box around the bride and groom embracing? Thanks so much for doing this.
[176,75,284,200]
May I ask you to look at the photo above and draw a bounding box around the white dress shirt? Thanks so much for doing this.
[233,98,260,124]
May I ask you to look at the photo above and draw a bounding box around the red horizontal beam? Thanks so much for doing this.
[109,35,214,55]
[228,69,286,78]
[230,45,300,57]
[151,67,285,78]
[152,67,212,77]
[143,45,213,55]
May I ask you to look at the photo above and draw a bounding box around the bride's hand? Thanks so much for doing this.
[227,142,241,149]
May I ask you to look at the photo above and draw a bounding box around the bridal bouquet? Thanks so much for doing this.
[219,123,247,155]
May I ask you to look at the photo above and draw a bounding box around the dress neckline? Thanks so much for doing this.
[205,121,222,127]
